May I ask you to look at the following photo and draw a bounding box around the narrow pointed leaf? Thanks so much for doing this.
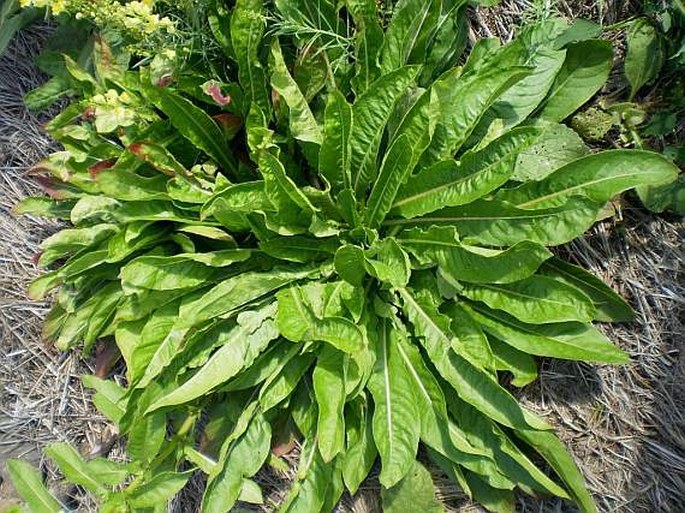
[6,460,63,513]
[313,346,347,462]
[319,90,353,190]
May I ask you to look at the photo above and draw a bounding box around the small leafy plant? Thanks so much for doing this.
[9,1,679,513]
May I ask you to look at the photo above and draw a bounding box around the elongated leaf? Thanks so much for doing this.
[624,18,665,100]
[6,460,63,513]
[367,319,422,487]
[388,196,602,247]
[82,375,127,425]
[496,150,679,209]
[259,353,316,412]
[148,87,238,178]
[399,288,548,432]
[260,235,338,263]
[538,40,613,122]
[319,90,353,190]
[342,398,377,494]
[463,472,515,513]
[127,471,193,508]
[539,258,633,322]
[203,414,272,513]
[399,226,552,284]
[346,0,384,93]
[313,346,347,461]
[270,41,322,144]
[45,443,106,495]
[393,127,540,218]
[120,251,251,293]
[382,460,444,513]
[489,337,538,387]
[350,66,421,194]
[148,305,278,410]
[459,275,596,324]
[462,302,629,364]
[231,0,270,113]
[420,63,530,166]
[365,134,414,227]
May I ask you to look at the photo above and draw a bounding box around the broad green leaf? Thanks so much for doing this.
[513,121,588,182]
[120,250,251,292]
[496,150,679,209]
[260,235,338,263]
[147,87,238,178]
[421,63,530,166]
[399,226,552,284]
[637,173,685,216]
[342,398,377,494]
[421,1,468,82]
[203,414,272,513]
[350,66,421,194]
[490,46,566,128]
[126,389,167,464]
[24,75,73,110]
[398,288,548,431]
[319,90,353,190]
[276,285,364,353]
[365,134,414,228]
[6,459,63,513]
[45,443,106,495]
[459,275,596,324]
[390,87,439,167]
[84,458,130,486]
[380,0,441,74]
[231,0,270,113]
[270,41,322,144]
[39,224,118,267]
[538,40,613,122]
[13,196,75,219]
[539,258,634,322]
[148,305,278,410]
[382,460,444,513]
[367,319,421,488]
[463,472,515,513]
[624,18,665,100]
[553,19,602,49]
[334,244,367,287]
[259,353,316,412]
[462,302,629,364]
[389,196,602,247]
[393,127,540,218]
[126,471,193,508]
[313,346,347,462]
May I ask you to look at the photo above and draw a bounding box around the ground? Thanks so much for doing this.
[0,2,683,512]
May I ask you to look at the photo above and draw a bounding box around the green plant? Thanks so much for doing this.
[9,1,679,513]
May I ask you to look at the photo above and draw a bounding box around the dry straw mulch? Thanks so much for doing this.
[1,3,683,512]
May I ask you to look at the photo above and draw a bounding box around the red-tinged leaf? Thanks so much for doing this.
[213,113,243,140]
[88,159,117,178]
[204,81,233,106]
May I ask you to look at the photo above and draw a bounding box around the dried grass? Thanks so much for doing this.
[1,4,683,512]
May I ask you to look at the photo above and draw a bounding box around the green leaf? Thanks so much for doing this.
[24,75,73,111]
[260,235,338,263]
[276,284,364,353]
[350,66,421,194]
[120,250,251,292]
[148,305,278,410]
[459,275,597,324]
[346,0,384,93]
[365,238,411,288]
[539,258,634,322]
[270,41,322,144]
[538,40,613,122]
[259,353,316,412]
[389,196,603,247]
[399,226,552,284]
[380,0,441,73]
[147,87,238,178]
[231,0,270,113]
[382,460,444,513]
[365,134,414,228]
[313,346,347,461]
[488,337,538,388]
[421,64,531,166]
[84,458,130,486]
[624,18,665,100]
[319,90,353,190]
[553,19,602,49]
[496,150,679,209]
[202,414,272,513]
[6,459,63,513]
[45,443,107,495]
[367,319,422,488]
[342,398,377,494]
[513,121,588,182]
[126,471,193,508]
[393,127,540,218]
[82,375,127,425]
[463,472,515,513]
[399,288,548,431]
[462,302,629,364]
